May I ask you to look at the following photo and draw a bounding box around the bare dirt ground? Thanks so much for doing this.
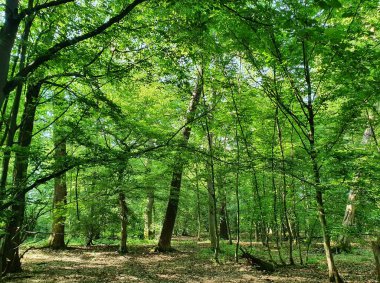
[3,241,377,283]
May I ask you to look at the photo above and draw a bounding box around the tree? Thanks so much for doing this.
[49,129,68,249]
[158,68,203,251]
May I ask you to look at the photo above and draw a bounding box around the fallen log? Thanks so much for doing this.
[240,247,275,272]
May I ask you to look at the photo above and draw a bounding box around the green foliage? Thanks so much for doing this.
[0,1,378,279]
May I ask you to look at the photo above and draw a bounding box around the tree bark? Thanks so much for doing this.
[119,191,128,254]
[337,187,356,252]
[157,69,203,251]
[49,137,67,249]
[339,123,377,251]
[372,237,380,283]
[234,120,240,262]
[207,169,217,250]
[0,82,41,274]
[195,164,202,241]
[276,111,294,265]
[0,0,21,109]
[271,110,285,265]
[302,40,343,283]
[219,196,229,240]
[0,5,33,198]
[144,188,155,240]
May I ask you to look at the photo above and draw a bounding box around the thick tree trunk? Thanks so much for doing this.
[0,0,21,109]
[144,189,155,240]
[158,167,182,251]
[0,11,33,198]
[0,83,41,274]
[372,237,380,283]
[0,193,25,274]
[157,69,202,251]
[119,191,128,254]
[338,188,356,252]
[49,139,67,249]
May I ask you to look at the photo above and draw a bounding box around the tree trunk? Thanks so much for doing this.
[276,111,294,265]
[195,164,202,241]
[339,123,376,252]
[49,137,68,249]
[219,196,229,240]
[207,171,217,250]
[338,187,356,252]
[271,111,285,265]
[303,40,343,283]
[0,10,33,199]
[0,0,21,109]
[372,237,380,283]
[0,83,41,274]
[311,128,343,282]
[234,122,240,263]
[144,189,155,240]
[157,69,202,251]
[119,191,128,254]
[203,93,219,261]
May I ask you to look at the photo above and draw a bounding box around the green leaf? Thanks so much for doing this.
[328,0,342,8]
[315,0,330,9]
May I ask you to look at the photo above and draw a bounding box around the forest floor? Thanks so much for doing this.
[3,238,377,283]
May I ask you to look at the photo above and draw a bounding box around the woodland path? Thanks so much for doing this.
[3,241,375,283]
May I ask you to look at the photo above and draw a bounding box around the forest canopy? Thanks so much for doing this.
[0,0,379,282]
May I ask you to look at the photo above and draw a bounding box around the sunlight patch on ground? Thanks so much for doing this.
[2,244,376,283]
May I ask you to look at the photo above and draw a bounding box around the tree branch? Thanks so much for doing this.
[5,0,147,94]
[18,0,74,20]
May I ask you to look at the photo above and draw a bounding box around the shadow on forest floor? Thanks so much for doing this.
[3,240,377,282]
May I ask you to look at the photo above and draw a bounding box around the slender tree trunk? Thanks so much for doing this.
[252,174,273,260]
[302,40,343,283]
[157,69,202,251]
[311,125,343,283]
[204,128,219,261]
[271,111,285,265]
[49,137,67,249]
[195,163,202,241]
[219,196,229,240]
[234,120,240,262]
[144,188,155,240]
[0,83,41,274]
[276,112,294,265]
[207,171,217,250]
[290,127,303,265]
[119,191,128,254]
